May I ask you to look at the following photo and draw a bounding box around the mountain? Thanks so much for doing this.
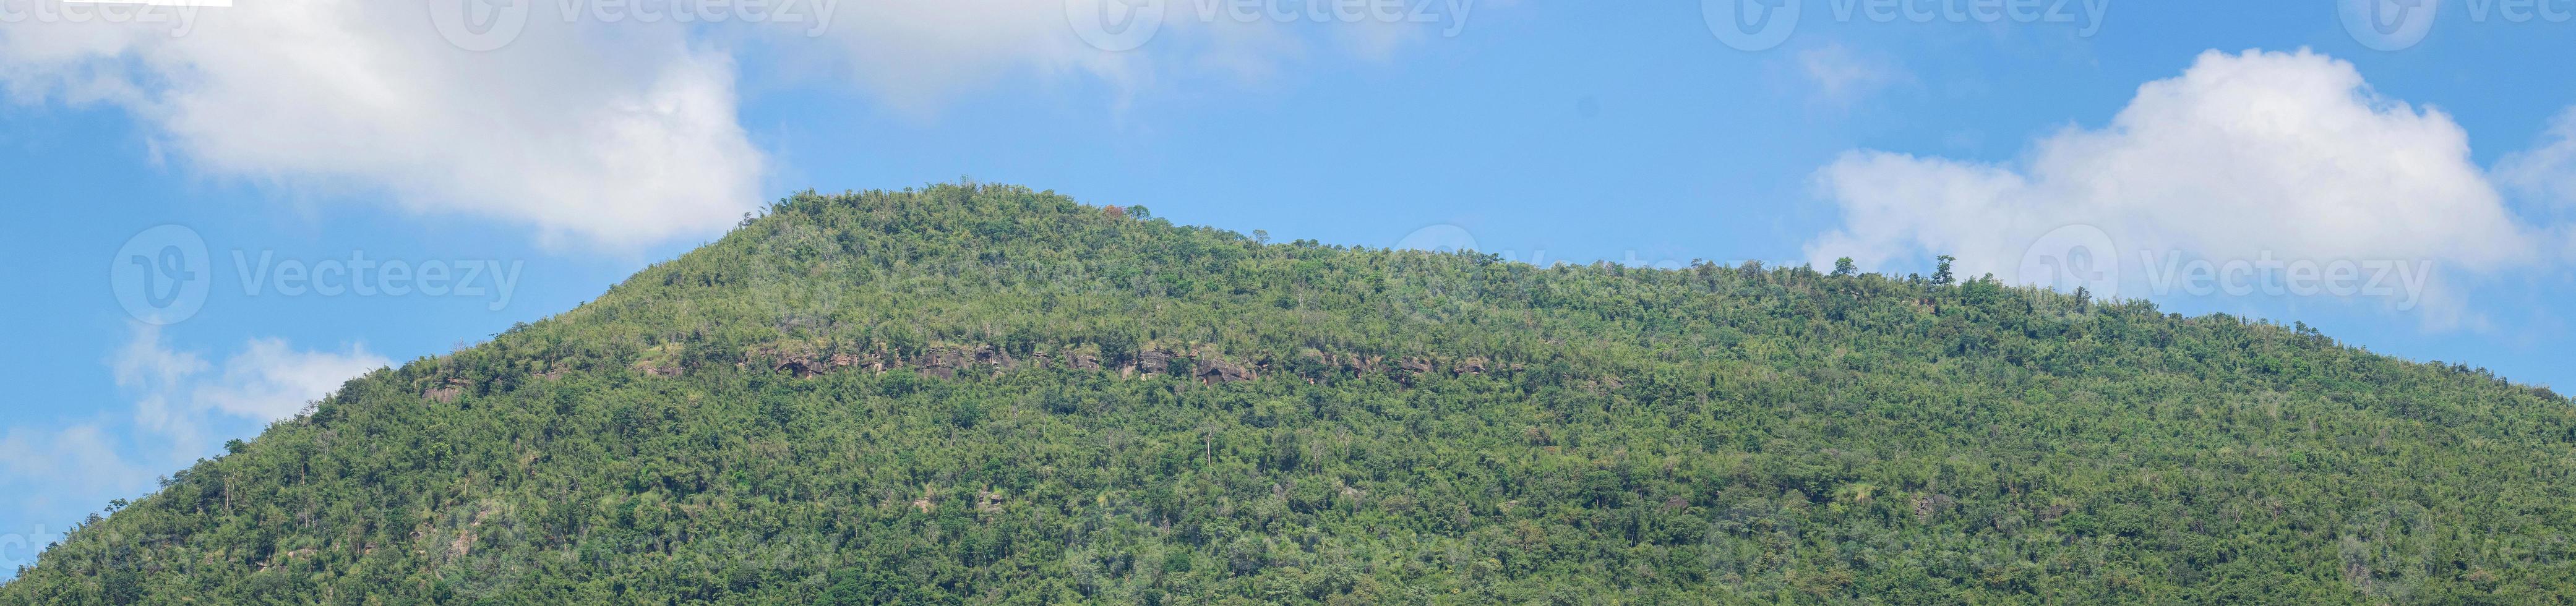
[9,184,2575,604]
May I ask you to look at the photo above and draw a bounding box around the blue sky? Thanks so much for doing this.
[3,0,2574,573]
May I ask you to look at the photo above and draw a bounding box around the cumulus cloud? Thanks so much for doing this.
[0,0,1501,244]
[1803,48,2539,326]
[0,0,765,248]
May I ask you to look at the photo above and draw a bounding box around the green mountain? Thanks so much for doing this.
[11,184,2575,604]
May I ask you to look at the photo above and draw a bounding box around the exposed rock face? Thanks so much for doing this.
[1393,357,1435,386]
[421,378,470,403]
[1138,347,1177,375]
[766,343,828,378]
[715,340,1526,389]
[632,343,688,378]
[972,344,1017,369]
[1195,358,1255,384]
[918,346,970,380]
[1912,493,1956,521]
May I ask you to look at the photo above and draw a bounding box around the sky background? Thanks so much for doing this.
[3,0,2574,573]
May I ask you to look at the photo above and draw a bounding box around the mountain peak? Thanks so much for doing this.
[11,184,2572,604]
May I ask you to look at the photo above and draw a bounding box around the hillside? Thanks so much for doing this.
[9,184,2576,604]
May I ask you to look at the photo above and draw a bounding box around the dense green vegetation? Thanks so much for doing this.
[10,184,2576,604]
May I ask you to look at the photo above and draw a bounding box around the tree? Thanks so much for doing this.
[25,184,2576,605]
[822,568,941,605]
[1932,255,1957,286]
[1831,257,1857,277]
[1252,229,1271,245]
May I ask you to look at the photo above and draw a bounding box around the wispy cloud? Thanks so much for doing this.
[113,325,386,450]
[2498,108,2576,218]
[1797,43,1906,105]
[0,324,387,560]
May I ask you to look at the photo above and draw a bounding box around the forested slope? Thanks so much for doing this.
[9,184,2575,604]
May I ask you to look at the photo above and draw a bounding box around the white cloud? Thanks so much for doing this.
[193,338,389,423]
[109,323,207,438]
[2499,108,2576,215]
[788,0,1144,113]
[0,424,147,535]
[0,326,378,563]
[110,325,387,453]
[1803,49,2538,326]
[1797,43,1904,105]
[0,0,1500,245]
[0,0,765,248]
[783,0,1497,113]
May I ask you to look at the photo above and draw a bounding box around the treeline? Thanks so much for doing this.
[7,184,2574,604]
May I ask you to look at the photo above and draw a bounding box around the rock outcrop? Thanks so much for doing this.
[421,378,470,403]
[1195,358,1255,385]
[713,339,1527,390]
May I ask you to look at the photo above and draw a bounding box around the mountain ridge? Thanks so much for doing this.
[9,183,2575,604]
